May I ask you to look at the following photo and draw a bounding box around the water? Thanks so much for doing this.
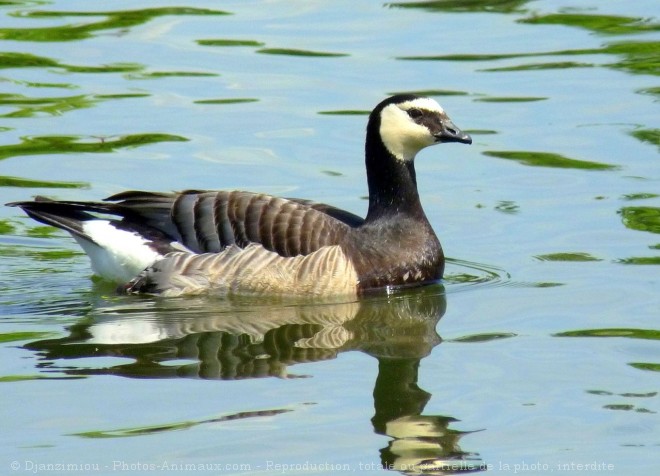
[1,0,658,474]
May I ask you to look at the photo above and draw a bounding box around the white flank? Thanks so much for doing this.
[379,98,444,162]
[74,220,162,283]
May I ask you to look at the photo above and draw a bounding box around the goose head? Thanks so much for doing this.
[363,95,472,220]
[370,94,472,162]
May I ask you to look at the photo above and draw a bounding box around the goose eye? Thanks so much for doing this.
[407,108,423,120]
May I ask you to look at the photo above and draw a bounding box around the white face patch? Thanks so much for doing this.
[379,97,445,162]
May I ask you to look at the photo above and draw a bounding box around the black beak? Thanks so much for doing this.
[435,119,472,145]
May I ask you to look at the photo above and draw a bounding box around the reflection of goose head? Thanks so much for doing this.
[373,357,484,474]
[25,285,446,379]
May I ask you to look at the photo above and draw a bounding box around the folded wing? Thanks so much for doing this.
[105,190,362,256]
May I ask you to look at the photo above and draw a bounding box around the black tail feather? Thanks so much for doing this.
[7,198,104,241]
[7,196,177,253]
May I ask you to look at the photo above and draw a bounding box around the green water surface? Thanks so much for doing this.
[0,0,658,474]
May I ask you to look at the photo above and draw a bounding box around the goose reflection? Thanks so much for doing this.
[26,285,483,473]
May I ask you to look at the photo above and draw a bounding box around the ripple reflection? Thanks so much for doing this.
[444,257,511,292]
[25,286,485,473]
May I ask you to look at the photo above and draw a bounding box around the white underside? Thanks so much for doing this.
[75,220,162,283]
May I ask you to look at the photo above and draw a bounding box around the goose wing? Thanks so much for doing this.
[104,190,362,257]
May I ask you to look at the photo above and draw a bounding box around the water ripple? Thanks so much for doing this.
[443,257,511,292]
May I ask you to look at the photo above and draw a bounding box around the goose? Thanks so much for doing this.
[8,94,471,297]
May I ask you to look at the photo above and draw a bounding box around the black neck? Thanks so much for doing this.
[364,129,424,222]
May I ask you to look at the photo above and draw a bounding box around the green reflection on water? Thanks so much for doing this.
[318,109,369,116]
[73,408,292,439]
[480,61,594,72]
[619,207,660,234]
[0,0,48,6]
[256,48,349,57]
[126,71,218,80]
[194,98,259,105]
[94,93,150,100]
[0,51,63,69]
[617,256,660,265]
[483,150,617,170]
[60,63,144,74]
[0,331,54,344]
[0,219,15,234]
[603,404,655,413]
[400,53,523,61]
[554,328,660,340]
[0,175,88,188]
[0,52,143,74]
[24,224,58,238]
[1,78,76,89]
[606,41,660,75]
[0,7,230,42]
[519,13,660,36]
[0,246,81,261]
[629,128,660,150]
[0,133,188,162]
[0,375,85,382]
[197,39,264,47]
[621,193,659,201]
[629,363,660,372]
[397,40,660,76]
[638,86,660,99]
[0,93,97,118]
[0,220,61,237]
[387,0,530,14]
[587,390,657,397]
[534,252,602,262]
[449,332,517,343]
[475,96,547,102]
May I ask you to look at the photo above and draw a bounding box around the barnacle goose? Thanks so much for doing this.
[8,95,471,297]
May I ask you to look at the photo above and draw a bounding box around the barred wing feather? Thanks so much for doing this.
[106,190,360,257]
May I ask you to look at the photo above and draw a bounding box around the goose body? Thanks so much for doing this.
[8,95,471,297]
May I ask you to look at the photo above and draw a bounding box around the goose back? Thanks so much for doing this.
[106,190,360,256]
